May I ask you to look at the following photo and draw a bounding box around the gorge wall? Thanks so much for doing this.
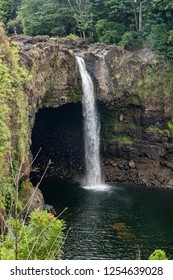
[12,35,173,188]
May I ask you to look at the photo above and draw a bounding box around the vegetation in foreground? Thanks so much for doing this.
[149,249,168,260]
[0,24,65,260]
[0,210,65,260]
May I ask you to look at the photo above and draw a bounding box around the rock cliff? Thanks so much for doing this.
[12,35,173,188]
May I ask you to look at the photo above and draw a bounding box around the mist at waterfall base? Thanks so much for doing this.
[76,56,108,191]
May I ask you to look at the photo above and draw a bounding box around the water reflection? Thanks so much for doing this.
[40,179,173,259]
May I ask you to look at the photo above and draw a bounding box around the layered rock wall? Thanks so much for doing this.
[13,35,173,188]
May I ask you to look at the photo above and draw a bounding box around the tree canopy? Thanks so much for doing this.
[0,0,173,58]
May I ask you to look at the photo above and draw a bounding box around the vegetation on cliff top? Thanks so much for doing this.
[1,0,173,59]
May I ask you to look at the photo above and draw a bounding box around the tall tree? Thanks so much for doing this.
[18,0,75,36]
[0,0,21,24]
[67,0,94,39]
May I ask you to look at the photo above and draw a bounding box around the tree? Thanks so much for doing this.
[0,0,21,24]
[95,19,126,44]
[67,0,94,39]
[104,0,138,30]
[18,0,75,36]
[144,0,173,58]
[1,0,173,57]
[18,0,94,38]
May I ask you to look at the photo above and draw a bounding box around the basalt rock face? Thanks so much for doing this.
[13,35,84,124]
[84,44,173,188]
[13,35,173,188]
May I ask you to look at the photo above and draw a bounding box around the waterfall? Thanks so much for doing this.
[76,56,102,186]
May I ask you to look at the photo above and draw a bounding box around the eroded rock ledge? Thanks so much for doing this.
[12,35,173,188]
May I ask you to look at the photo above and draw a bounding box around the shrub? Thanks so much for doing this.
[120,31,143,50]
[0,210,65,260]
[95,19,126,45]
[167,121,173,134]
[147,24,168,52]
[149,249,168,260]
[7,18,23,35]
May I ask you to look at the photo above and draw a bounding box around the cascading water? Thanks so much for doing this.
[76,56,107,189]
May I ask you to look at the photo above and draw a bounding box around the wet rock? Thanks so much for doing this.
[22,187,45,216]
[166,178,173,188]
[129,160,136,169]
[124,163,130,171]
[119,113,125,122]
[118,163,124,170]
[44,204,56,214]
[12,34,50,44]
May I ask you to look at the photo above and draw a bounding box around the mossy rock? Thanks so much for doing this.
[0,25,29,211]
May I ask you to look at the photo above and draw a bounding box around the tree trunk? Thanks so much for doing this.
[139,2,142,32]
[82,30,86,40]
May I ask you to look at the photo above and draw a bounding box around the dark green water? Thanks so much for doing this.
[40,179,173,260]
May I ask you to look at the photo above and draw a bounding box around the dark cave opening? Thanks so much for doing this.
[31,103,85,179]
[30,101,112,182]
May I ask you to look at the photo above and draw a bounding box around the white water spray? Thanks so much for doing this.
[76,56,107,190]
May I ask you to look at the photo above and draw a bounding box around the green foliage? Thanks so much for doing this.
[17,0,94,39]
[1,0,173,57]
[147,124,169,136]
[147,24,168,52]
[72,0,94,40]
[149,249,168,260]
[112,135,133,144]
[0,210,65,260]
[95,19,125,44]
[0,0,22,26]
[7,17,23,34]
[167,121,173,134]
[0,25,29,209]
[17,0,75,36]
[68,85,81,103]
[120,31,143,50]
[101,110,134,144]
[57,33,80,41]
[138,59,173,100]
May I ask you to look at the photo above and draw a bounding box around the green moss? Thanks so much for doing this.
[101,110,135,144]
[56,34,80,42]
[118,85,129,94]
[147,124,170,137]
[129,57,139,65]
[114,120,137,132]
[111,135,133,144]
[138,59,173,101]
[146,122,172,139]
[167,121,173,135]
[55,56,62,69]
[0,26,29,210]
[68,84,81,103]
[42,84,57,105]
[126,95,141,106]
